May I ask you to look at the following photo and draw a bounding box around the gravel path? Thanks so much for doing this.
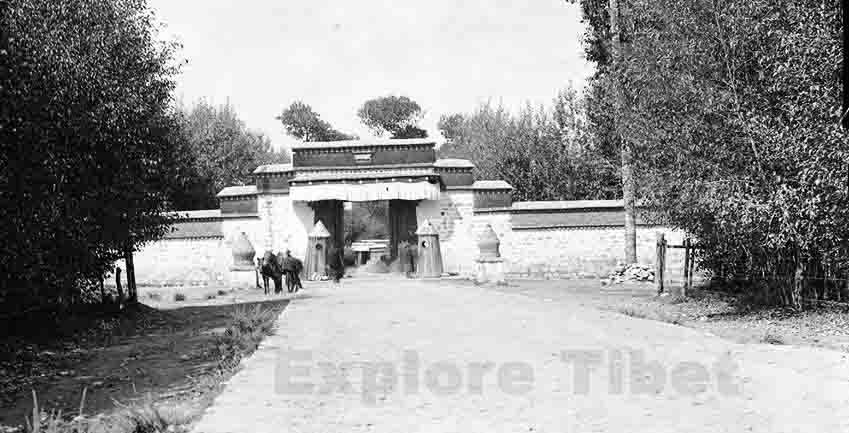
[191,278,849,433]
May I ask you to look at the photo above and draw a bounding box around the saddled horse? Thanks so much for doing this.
[259,251,283,295]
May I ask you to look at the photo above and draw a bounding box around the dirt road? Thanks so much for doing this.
[191,278,849,433]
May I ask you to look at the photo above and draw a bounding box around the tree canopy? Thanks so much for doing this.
[0,0,192,307]
[575,0,849,307]
[175,100,288,210]
[438,87,620,202]
[276,101,356,142]
[358,96,428,139]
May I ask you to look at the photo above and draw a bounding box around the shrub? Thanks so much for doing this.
[205,293,217,300]
[173,293,186,302]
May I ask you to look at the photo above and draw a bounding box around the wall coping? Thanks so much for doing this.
[512,223,669,231]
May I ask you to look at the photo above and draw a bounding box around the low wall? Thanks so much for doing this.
[124,199,697,288]
[133,237,231,287]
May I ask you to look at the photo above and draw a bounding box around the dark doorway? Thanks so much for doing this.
[388,199,418,259]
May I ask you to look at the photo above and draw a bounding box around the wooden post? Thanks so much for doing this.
[115,267,124,304]
[124,242,137,303]
[656,232,666,294]
[683,237,691,297]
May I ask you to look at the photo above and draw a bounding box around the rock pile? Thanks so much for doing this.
[602,263,655,285]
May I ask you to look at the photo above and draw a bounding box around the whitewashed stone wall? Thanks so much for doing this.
[258,193,314,259]
[133,238,231,286]
[506,226,687,279]
[431,191,478,276]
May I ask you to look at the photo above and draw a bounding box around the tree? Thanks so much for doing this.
[177,100,288,210]
[0,0,192,308]
[276,101,356,142]
[577,0,849,307]
[358,96,428,139]
[437,88,620,201]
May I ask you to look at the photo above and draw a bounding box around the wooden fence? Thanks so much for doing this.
[655,232,701,296]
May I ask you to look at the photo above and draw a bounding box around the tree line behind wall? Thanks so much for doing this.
[437,86,621,202]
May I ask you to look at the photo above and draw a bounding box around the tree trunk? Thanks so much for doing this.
[842,0,849,129]
[609,0,638,264]
[124,242,137,304]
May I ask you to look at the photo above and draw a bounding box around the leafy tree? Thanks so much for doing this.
[437,88,619,201]
[0,0,192,307]
[276,101,356,142]
[577,0,849,307]
[358,96,428,139]
[177,100,288,209]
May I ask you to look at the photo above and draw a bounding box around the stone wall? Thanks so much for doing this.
[257,193,314,258]
[130,197,695,287]
[505,226,686,280]
[133,237,231,287]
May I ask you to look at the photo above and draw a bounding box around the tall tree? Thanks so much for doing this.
[578,0,848,307]
[276,101,356,142]
[608,0,638,263]
[1,0,192,307]
[177,100,288,210]
[358,96,428,139]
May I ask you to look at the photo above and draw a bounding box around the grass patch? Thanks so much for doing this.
[23,390,195,433]
[1,299,288,432]
[216,290,228,296]
[173,293,186,302]
[146,292,162,301]
[214,304,279,372]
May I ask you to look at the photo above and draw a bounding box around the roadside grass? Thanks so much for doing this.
[1,295,287,433]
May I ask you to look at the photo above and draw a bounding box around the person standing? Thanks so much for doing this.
[326,244,344,284]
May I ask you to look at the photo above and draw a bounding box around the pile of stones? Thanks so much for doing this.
[601,263,655,285]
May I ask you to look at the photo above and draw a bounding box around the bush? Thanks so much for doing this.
[173,293,186,302]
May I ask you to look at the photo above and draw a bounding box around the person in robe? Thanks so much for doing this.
[326,244,345,284]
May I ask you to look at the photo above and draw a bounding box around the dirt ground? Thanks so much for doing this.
[0,285,290,430]
[489,278,849,352]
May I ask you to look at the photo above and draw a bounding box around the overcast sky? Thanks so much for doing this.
[149,0,594,151]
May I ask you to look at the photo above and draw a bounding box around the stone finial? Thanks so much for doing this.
[477,223,501,259]
[231,232,256,269]
[309,220,331,238]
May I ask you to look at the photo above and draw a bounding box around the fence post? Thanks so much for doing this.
[683,237,691,297]
[656,232,666,294]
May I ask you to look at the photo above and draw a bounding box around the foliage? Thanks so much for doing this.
[357,96,428,139]
[0,0,191,309]
[576,0,849,307]
[175,100,288,210]
[214,304,278,372]
[344,202,388,244]
[276,101,356,142]
[437,87,620,201]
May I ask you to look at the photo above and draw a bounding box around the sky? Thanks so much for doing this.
[149,0,595,151]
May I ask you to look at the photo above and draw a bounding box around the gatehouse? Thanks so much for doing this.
[130,138,689,287]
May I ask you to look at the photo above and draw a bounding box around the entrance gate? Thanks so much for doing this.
[310,199,418,261]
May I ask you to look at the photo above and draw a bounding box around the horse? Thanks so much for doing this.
[259,251,283,295]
